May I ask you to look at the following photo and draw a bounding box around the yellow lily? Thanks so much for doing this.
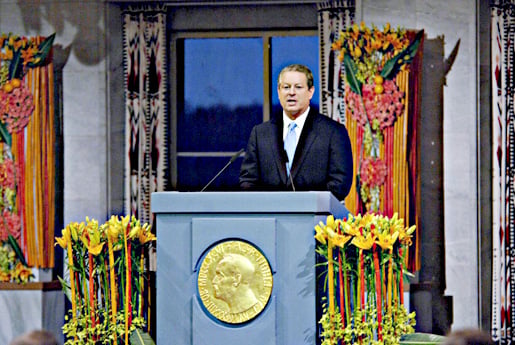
[330,231,352,248]
[55,227,70,249]
[384,22,391,33]
[351,232,376,250]
[139,223,156,244]
[107,215,123,242]
[375,231,399,251]
[129,219,142,240]
[356,213,375,228]
[69,222,80,242]
[121,215,131,232]
[342,220,360,237]
[81,218,105,256]
[398,225,416,245]
[326,215,337,229]
[314,223,327,244]
[314,215,346,245]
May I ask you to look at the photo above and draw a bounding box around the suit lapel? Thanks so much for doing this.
[290,109,318,178]
[271,115,288,184]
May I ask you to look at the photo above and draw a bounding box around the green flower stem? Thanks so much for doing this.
[373,245,383,341]
[327,240,335,314]
[76,247,90,321]
[398,247,404,305]
[119,250,125,316]
[88,253,96,341]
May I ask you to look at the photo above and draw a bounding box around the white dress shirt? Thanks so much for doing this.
[282,107,310,147]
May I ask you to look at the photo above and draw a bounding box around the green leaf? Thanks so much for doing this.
[130,328,156,345]
[27,33,56,68]
[0,121,12,146]
[8,49,23,80]
[7,234,27,267]
[57,275,72,303]
[381,29,424,80]
[343,53,362,95]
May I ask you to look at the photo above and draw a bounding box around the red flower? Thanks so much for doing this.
[0,157,16,189]
[0,210,21,241]
[0,81,33,133]
[360,156,387,188]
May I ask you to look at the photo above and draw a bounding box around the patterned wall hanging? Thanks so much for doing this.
[122,6,168,225]
[318,0,356,124]
[0,33,56,273]
[490,0,515,342]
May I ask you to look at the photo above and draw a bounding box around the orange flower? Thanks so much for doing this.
[1,47,13,60]
[0,270,10,282]
[14,262,32,282]
[21,47,37,65]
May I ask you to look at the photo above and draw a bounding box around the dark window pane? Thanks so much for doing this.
[271,36,320,113]
[177,156,243,191]
[179,38,264,152]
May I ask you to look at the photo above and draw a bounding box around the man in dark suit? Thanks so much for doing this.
[239,64,353,201]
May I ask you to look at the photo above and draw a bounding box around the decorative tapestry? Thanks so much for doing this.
[491,0,515,342]
[122,6,168,225]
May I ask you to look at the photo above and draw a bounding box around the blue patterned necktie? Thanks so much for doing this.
[284,122,297,175]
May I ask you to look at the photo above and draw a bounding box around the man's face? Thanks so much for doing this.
[278,71,315,119]
[212,262,236,301]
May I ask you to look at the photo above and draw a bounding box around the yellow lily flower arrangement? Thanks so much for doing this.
[56,215,156,344]
[314,212,417,345]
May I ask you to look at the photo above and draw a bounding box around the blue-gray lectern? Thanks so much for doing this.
[151,191,350,345]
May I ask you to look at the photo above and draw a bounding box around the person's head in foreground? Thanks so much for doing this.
[9,330,58,345]
[442,329,494,345]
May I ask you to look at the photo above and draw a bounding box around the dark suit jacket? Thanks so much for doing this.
[239,108,353,201]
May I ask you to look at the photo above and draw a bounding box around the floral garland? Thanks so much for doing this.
[0,152,20,242]
[0,148,29,283]
[315,213,416,345]
[0,33,54,139]
[55,215,156,345]
[0,32,55,281]
[332,23,422,212]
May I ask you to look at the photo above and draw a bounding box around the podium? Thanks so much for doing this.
[152,191,350,345]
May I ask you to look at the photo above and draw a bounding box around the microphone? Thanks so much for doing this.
[283,150,296,192]
[200,149,245,192]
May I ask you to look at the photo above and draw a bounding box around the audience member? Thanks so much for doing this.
[9,330,59,345]
[442,329,494,345]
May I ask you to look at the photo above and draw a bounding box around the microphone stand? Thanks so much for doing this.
[200,149,245,192]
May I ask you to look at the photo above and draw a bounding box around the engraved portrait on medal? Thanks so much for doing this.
[197,240,273,324]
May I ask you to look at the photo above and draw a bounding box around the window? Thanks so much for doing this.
[172,32,319,192]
